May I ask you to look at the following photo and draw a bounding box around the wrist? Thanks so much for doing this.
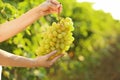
[30,6,45,18]
[31,58,41,67]
[28,58,37,67]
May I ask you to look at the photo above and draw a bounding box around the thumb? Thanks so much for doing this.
[46,50,57,58]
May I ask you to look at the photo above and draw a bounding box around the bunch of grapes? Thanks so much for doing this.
[36,17,74,60]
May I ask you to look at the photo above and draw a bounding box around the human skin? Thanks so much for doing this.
[0,0,63,68]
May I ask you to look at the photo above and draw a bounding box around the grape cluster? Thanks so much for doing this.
[36,17,74,60]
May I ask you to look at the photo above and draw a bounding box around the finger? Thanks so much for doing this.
[59,4,62,13]
[46,50,57,58]
[58,4,62,14]
[48,0,60,6]
[51,54,64,63]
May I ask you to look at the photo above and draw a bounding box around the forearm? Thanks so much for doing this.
[0,6,44,42]
[0,49,35,67]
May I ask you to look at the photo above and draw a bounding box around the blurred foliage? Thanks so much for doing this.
[0,0,120,80]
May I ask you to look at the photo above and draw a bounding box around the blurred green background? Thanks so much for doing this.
[0,0,120,80]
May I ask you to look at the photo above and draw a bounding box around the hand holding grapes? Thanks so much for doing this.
[39,0,62,15]
[34,51,63,67]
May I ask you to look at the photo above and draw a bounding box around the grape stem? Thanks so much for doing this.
[58,3,61,22]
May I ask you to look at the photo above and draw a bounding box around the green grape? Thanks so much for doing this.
[60,39,65,43]
[46,49,51,53]
[50,42,55,47]
[60,44,65,50]
[44,39,49,44]
[51,47,56,51]
[61,32,66,36]
[52,31,58,37]
[57,34,63,39]
[55,43,60,49]
[57,29,62,33]
[52,22,57,26]
[36,17,74,60]
[65,46,70,51]
[52,37,57,42]
[44,45,50,49]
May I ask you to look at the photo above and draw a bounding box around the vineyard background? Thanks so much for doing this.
[0,0,120,80]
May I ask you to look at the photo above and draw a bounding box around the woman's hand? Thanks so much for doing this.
[39,0,62,15]
[33,50,63,68]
